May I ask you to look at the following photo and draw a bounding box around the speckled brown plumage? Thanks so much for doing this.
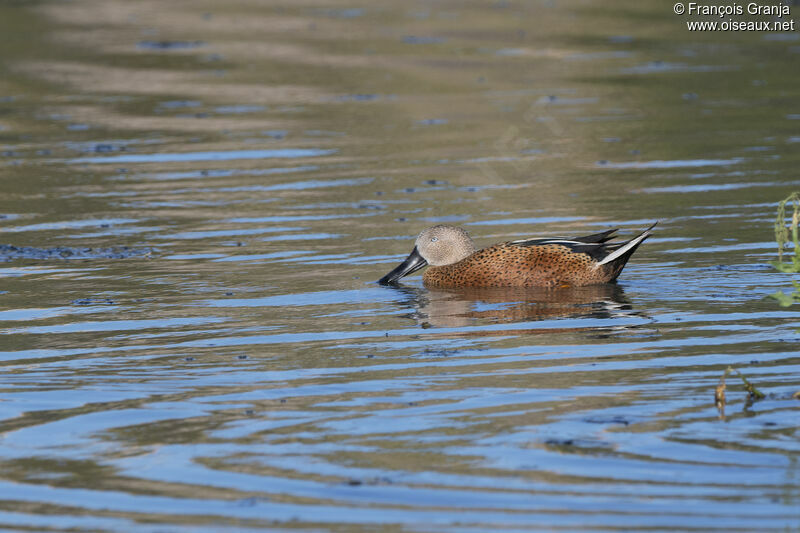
[423,242,617,288]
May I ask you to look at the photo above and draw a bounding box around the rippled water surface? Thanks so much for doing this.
[1,1,799,530]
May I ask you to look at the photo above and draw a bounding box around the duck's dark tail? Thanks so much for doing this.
[597,222,657,281]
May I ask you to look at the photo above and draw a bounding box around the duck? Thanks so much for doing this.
[378,223,656,288]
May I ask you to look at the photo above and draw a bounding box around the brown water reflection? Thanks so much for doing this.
[388,283,634,328]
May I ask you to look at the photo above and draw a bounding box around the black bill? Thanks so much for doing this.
[378,246,428,285]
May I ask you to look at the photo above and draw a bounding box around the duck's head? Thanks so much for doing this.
[378,225,476,285]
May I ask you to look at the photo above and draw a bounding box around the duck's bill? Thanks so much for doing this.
[378,246,428,285]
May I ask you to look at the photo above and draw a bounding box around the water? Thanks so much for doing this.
[1,1,799,530]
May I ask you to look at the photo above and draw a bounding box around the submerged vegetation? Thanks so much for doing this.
[768,193,800,306]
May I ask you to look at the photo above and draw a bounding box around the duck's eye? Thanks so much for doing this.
[430,237,438,242]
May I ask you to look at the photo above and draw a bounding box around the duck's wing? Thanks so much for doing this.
[572,228,618,244]
[510,237,614,261]
[510,223,656,263]
[509,228,618,247]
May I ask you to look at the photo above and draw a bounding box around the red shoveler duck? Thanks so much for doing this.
[378,223,656,288]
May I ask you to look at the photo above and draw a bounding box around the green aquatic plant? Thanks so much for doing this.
[734,368,765,400]
[771,192,800,273]
[769,193,800,306]
[769,279,800,307]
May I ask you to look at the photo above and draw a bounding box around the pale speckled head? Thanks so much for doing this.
[378,225,476,285]
[414,225,476,266]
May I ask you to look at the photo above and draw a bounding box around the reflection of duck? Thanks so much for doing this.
[379,224,655,288]
[387,283,635,328]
